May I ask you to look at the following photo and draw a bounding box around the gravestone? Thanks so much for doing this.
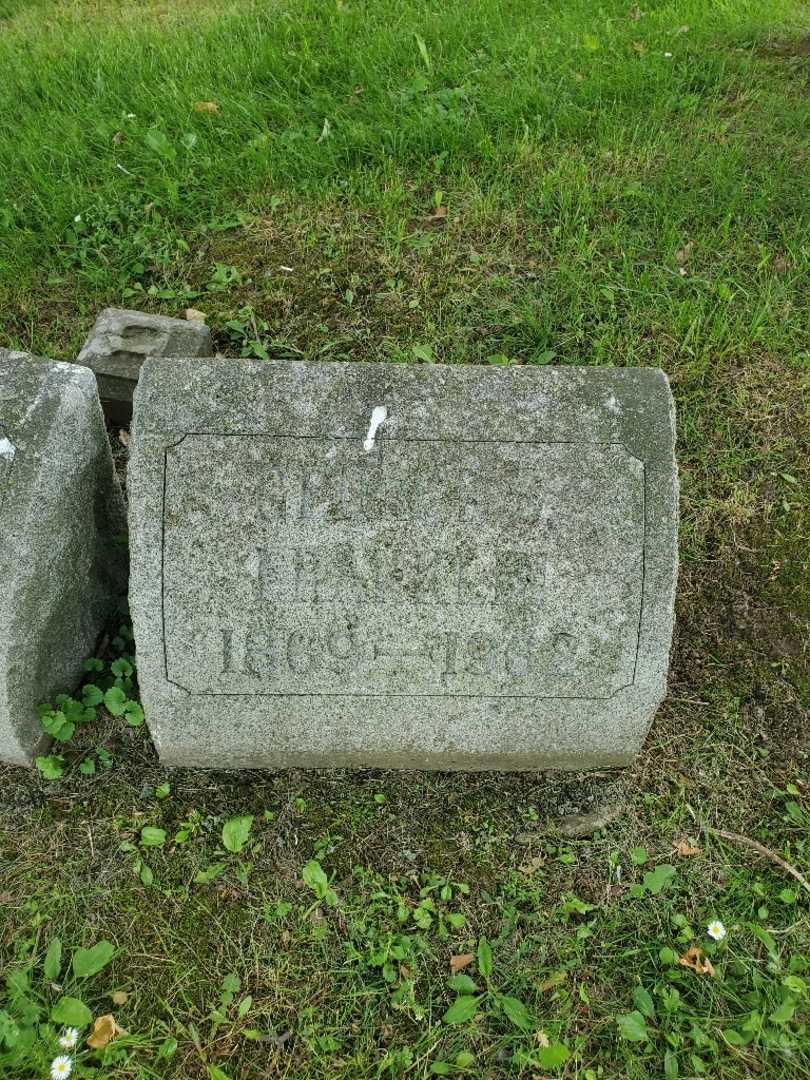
[0,350,127,765]
[77,308,213,424]
[129,359,678,770]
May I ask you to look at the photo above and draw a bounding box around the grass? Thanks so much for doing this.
[0,0,809,1077]
[0,0,808,369]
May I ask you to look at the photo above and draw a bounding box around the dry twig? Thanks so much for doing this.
[706,827,810,897]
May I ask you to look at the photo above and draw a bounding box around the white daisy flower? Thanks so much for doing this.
[707,919,726,941]
[50,1056,73,1079]
[58,1027,78,1049]
[73,215,82,223]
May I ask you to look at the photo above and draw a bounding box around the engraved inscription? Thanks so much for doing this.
[161,436,645,697]
[220,624,593,686]
[256,541,546,605]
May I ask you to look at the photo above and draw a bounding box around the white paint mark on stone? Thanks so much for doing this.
[606,392,622,415]
[363,405,388,452]
[19,385,46,429]
[0,437,15,462]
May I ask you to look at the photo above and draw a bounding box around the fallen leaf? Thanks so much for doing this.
[518,854,544,876]
[193,100,219,113]
[111,991,128,1005]
[185,308,207,322]
[679,946,715,976]
[450,953,474,974]
[632,41,646,54]
[675,242,694,266]
[258,1029,292,1047]
[86,1013,124,1049]
[427,205,448,222]
[673,838,701,857]
[773,254,788,275]
[537,970,568,993]
[118,429,130,446]
[112,131,124,145]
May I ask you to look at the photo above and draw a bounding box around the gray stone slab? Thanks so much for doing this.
[0,350,127,765]
[129,359,678,770]
[77,308,213,423]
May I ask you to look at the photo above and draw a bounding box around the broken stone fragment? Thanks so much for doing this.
[77,308,213,423]
[0,349,127,765]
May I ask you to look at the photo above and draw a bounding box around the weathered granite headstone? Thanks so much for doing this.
[129,359,678,770]
[0,350,126,765]
[77,308,213,423]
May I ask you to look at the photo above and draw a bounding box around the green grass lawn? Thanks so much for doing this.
[1,0,809,1077]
